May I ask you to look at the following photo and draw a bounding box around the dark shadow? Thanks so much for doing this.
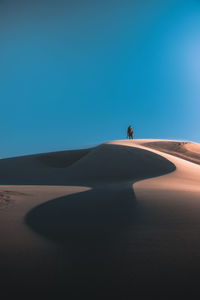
[3,144,180,298]
[25,183,137,245]
[23,184,157,299]
[25,143,176,246]
[0,144,175,186]
[24,181,200,299]
[37,148,91,168]
[23,145,177,298]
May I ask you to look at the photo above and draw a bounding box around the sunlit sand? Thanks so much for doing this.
[1,139,200,299]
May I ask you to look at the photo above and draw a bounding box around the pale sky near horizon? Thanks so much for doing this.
[1,0,200,157]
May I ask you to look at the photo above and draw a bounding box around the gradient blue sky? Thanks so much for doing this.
[1,0,200,157]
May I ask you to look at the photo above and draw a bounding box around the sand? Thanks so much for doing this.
[0,139,200,299]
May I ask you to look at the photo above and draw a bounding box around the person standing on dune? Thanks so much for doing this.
[127,125,134,139]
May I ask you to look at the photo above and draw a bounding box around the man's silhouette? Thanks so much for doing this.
[127,125,134,139]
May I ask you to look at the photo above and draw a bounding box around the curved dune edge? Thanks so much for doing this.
[25,143,176,244]
[109,139,200,193]
[2,139,200,298]
[142,140,200,165]
[37,148,92,168]
[0,142,175,186]
[23,140,200,298]
[131,139,200,194]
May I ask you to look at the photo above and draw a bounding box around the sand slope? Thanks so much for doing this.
[0,143,174,185]
[1,139,200,299]
[142,140,200,165]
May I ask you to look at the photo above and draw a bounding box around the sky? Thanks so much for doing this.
[1,0,200,157]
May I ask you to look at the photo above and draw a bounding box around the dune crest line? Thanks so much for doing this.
[25,143,175,244]
[3,140,200,298]
[22,143,176,298]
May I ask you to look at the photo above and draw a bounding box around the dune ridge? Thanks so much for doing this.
[37,148,91,168]
[142,140,200,165]
[0,142,175,185]
[1,139,200,299]
[25,143,175,245]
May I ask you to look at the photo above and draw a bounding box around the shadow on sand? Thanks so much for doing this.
[23,144,178,298]
[24,144,176,246]
[0,144,175,186]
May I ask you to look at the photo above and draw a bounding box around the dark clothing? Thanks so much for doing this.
[127,126,133,139]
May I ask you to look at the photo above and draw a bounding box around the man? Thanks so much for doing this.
[127,125,134,139]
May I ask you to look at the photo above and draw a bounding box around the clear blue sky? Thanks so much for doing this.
[1,0,200,157]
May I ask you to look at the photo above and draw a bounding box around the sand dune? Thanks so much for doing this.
[0,143,174,185]
[142,140,200,165]
[1,139,200,299]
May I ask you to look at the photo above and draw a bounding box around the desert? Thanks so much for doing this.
[1,139,200,299]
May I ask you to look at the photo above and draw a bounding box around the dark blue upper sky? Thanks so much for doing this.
[1,0,200,157]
